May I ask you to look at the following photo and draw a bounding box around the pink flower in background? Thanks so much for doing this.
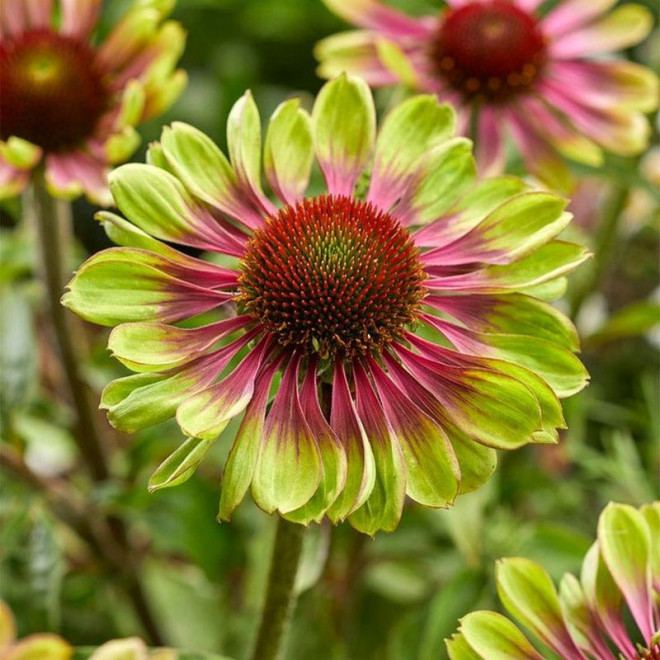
[317,0,658,190]
[0,0,186,204]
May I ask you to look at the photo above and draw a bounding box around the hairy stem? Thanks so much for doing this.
[251,518,306,660]
[27,174,109,481]
[23,175,165,645]
[570,184,629,318]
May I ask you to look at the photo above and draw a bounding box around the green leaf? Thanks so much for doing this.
[148,437,214,492]
[459,611,544,660]
[418,570,484,660]
[587,301,660,347]
[0,286,36,415]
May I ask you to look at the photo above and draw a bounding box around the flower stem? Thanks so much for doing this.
[25,174,165,645]
[27,173,109,481]
[569,184,629,319]
[251,518,306,660]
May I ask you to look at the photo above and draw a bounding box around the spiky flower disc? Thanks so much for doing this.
[0,0,187,204]
[431,1,546,102]
[0,29,108,151]
[239,194,426,359]
[63,75,589,534]
[316,0,658,190]
[447,502,660,660]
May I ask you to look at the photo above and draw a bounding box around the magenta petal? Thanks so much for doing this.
[252,353,324,514]
[0,156,30,196]
[504,109,570,192]
[326,360,376,522]
[547,60,656,112]
[542,0,615,37]
[219,353,285,520]
[475,107,506,175]
[580,544,637,658]
[100,246,238,291]
[46,151,112,206]
[284,360,347,521]
[514,0,545,11]
[108,315,254,371]
[60,0,102,38]
[324,0,434,40]
[1,0,25,36]
[350,360,406,533]
[176,335,271,440]
[366,356,460,508]
[22,0,53,29]
[1,0,52,36]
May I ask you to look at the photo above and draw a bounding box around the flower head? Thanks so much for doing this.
[63,75,588,534]
[0,0,186,204]
[447,501,660,660]
[316,0,659,190]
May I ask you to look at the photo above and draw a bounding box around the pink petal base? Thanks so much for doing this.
[46,151,112,205]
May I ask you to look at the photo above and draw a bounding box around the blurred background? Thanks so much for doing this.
[1,1,658,658]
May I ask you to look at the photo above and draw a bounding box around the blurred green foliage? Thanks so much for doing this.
[1,1,658,659]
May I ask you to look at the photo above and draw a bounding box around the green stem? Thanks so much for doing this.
[25,175,165,646]
[27,173,109,481]
[251,518,306,660]
[570,184,630,319]
[468,100,481,150]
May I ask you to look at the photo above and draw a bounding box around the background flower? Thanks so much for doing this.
[63,75,588,535]
[447,501,660,660]
[0,0,187,204]
[316,0,658,190]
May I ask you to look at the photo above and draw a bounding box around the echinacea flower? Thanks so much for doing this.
[447,501,660,660]
[316,0,658,190]
[0,0,186,204]
[63,75,588,534]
